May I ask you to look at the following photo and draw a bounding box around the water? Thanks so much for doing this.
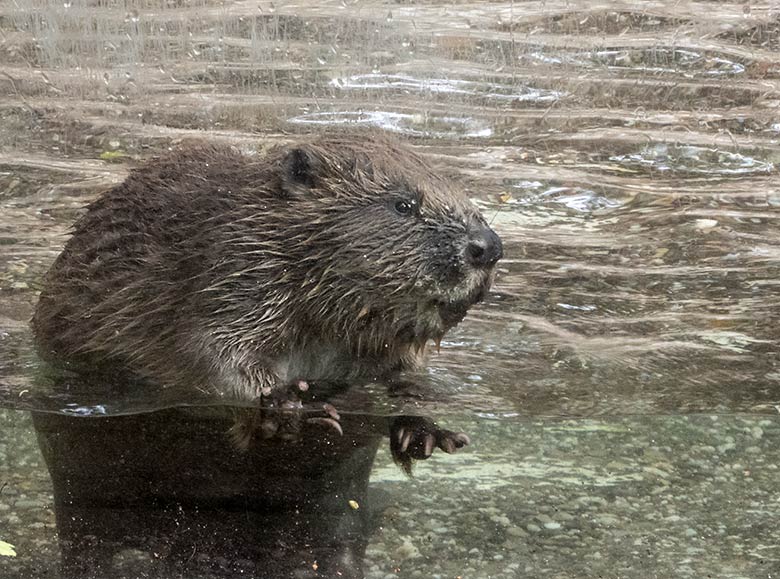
[1,1,780,577]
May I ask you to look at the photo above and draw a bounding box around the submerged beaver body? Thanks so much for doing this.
[33,134,502,408]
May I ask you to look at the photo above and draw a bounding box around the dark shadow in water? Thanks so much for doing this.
[28,370,467,579]
[33,406,379,578]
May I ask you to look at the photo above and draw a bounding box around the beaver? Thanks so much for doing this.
[32,133,502,449]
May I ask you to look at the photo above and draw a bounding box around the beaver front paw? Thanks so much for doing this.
[389,416,470,475]
[229,385,343,450]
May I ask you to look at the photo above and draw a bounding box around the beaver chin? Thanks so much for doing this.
[435,285,488,328]
[424,268,495,336]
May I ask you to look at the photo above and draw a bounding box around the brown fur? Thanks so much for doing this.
[32,133,501,402]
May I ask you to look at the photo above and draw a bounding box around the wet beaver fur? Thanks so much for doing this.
[32,133,502,448]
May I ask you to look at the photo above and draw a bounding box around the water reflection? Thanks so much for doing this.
[524,48,747,77]
[609,144,775,177]
[507,181,622,213]
[288,110,493,138]
[32,404,381,579]
[24,367,472,579]
[331,73,565,103]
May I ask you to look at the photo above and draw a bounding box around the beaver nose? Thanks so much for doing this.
[465,225,503,268]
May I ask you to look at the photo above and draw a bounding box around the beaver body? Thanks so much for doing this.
[32,133,502,577]
[33,134,502,407]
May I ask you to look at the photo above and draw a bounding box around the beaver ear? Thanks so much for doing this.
[280,147,320,192]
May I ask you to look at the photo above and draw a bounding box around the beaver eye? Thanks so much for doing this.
[394,200,414,216]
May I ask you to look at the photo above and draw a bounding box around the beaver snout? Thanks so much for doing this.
[464,225,503,269]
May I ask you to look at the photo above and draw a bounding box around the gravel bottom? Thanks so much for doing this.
[1,410,779,578]
[365,414,780,579]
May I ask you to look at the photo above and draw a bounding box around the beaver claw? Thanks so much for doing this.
[306,404,343,436]
[389,416,470,475]
[437,430,470,453]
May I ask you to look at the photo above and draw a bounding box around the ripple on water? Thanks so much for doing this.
[287,110,492,138]
[60,404,108,417]
[524,47,746,77]
[508,180,623,213]
[330,73,565,103]
[505,10,690,35]
[609,144,776,177]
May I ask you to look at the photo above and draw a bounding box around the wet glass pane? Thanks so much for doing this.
[1,1,780,578]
